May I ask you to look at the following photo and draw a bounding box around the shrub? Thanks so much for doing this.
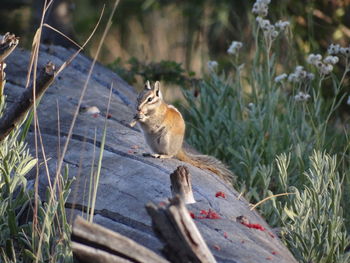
[183,0,350,261]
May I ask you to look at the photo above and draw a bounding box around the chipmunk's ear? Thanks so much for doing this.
[154,81,162,98]
[145,80,151,90]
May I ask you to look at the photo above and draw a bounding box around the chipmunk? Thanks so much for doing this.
[130,80,233,182]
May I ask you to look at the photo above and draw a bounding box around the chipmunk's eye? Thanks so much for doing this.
[147,97,153,102]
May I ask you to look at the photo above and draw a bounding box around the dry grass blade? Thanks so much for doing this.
[56,5,105,76]
[249,192,295,211]
[43,23,82,49]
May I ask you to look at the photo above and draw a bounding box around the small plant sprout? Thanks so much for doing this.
[207,60,218,72]
[227,41,243,56]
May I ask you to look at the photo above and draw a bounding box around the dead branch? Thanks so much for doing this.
[145,196,217,263]
[0,62,56,142]
[0,33,19,62]
[170,166,196,204]
[71,216,169,263]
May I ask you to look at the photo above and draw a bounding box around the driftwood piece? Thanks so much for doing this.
[170,166,195,204]
[72,216,169,263]
[0,62,56,141]
[146,196,217,263]
[0,33,19,62]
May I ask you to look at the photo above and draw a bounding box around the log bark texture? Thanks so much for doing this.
[4,42,298,263]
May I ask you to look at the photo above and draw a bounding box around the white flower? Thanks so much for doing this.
[252,0,270,17]
[274,73,288,83]
[288,66,313,82]
[288,73,298,82]
[256,17,271,29]
[328,44,340,55]
[323,55,339,65]
[307,73,315,80]
[340,47,350,57]
[307,53,337,75]
[227,41,243,55]
[307,54,322,65]
[275,20,290,31]
[294,91,311,102]
[347,95,350,105]
[207,61,218,71]
[319,64,333,75]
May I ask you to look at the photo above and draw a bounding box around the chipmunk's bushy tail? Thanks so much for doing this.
[176,149,234,183]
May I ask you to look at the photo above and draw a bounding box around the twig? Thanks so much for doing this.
[0,33,19,62]
[170,166,196,204]
[145,196,217,263]
[0,62,56,142]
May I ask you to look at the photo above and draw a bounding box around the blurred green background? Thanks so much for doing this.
[1,0,350,78]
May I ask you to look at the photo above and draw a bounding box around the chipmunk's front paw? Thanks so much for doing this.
[143,153,173,159]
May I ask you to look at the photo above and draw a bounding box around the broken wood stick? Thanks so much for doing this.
[0,33,19,62]
[170,166,196,204]
[0,62,56,142]
[71,216,169,263]
[145,196,217,263]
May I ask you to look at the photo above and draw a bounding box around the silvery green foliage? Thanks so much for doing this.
[279,151,350,263]
[0,80,73,262]
[0,95,36,250]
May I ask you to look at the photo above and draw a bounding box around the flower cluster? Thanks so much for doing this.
[287,66,314,83]
[328,43,350,57]
[253,0,289,43]
[227,41,243,55]
[307,53,339,75]
[207,60,218,71]
[294,91,311,102]
[256,17,290,42]
[252,0,270,17]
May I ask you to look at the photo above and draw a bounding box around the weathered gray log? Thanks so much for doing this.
[0,33,19,62]
[4,43,298,263]
[72,216,169,263]
[146,196,216,263]
[0,62,56,141]
[170,166,196,204]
